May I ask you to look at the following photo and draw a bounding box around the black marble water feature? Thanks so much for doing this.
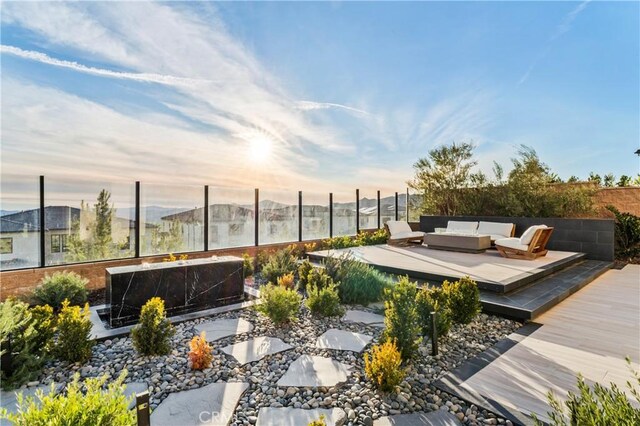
[105,256,244,327]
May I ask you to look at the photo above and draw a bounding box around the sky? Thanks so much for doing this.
[1,0,639,206]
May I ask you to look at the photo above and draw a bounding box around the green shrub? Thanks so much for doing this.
[256,284,301,324]
[306,267,334,291]
[54,300,94,363]
[297,259,314,291]
[534,357,640,425]
[324,255,391,305]
[261,247,298,284]
[416,286,452,337]
[606,205,640,260]
[364,339,406,392]
[0,299,55,389]
[355,229,389,246]
[131,297,175,356]
[306,280,344,317]
[307,415,327,426]
[33,271,88,311]
[0,370,135,426]
[443,276,482,324]
[382,276,421,360]
[321,235,357,250]
[243,253,254,278]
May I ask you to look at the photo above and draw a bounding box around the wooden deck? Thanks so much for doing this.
[441,265,640,424]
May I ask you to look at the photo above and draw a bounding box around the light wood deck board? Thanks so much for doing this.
[459,265,640,423]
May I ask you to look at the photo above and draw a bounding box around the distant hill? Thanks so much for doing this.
[0,210,19,217]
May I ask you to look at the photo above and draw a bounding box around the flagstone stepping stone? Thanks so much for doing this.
[221,336,293,365]
[342,310,385,328]
[150,382,248,426]
[123,382,148,409]
[256,407,347,426]
[315,329,373,352]
[277,355,353,388]
[373,411,462,426]
[194,318,254,342]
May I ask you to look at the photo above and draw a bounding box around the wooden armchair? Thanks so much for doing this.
[495,227,554,260]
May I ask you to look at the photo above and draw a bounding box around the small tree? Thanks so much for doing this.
[603,173,616,187]
[382,276,421,360]
[131,298,175,356]
[588,172,602,186]
[617,175,632,187]
[93,189,114,259]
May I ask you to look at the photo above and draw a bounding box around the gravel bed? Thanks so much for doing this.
[33,304,521,426]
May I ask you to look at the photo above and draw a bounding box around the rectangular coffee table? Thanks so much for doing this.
[425,233,491,253]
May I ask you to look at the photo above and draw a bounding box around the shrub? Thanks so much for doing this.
[276,272,295,290]
[307,267,335,290]
[306,281,344,317]
[443,276,482,324]
[303,242,318,254]
[606,205,640,260]
[416,286,452,337]
[163,253,188,262]
[29,304,57,356]
[355,229,389,246]
[308,415,327,426]
[33,271,88,310]
[256,284,301,324]
[242,253,254,278]
[321,235,357,250]
[54,300,94,363]
[131,297,175,356]
[297,259,314,291]
[382,276,421,360]
[188,331,213,370]
[324,255,391,305]
[534,357,640,426]
[0,370,135,426]
[364,340,406,392]
[261,247,298,284]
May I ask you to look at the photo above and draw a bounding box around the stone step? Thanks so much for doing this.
[373,410,463,426]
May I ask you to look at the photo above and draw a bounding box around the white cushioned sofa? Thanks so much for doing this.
[385,220,426,245]
[442,220,515,242]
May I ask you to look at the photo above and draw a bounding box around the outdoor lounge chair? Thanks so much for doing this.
[385,220,425,245]
[495,225,554,260]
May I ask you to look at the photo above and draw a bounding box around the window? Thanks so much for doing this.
[51,234,69,253]
[0,237,13,254]
[229,223,244,236]
[210,225,219,243]
[119,236,131,250]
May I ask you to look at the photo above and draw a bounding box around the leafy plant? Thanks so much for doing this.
[321,235,357,250]
[188,331,213,370]
[242,253,254,278]
[131,297,176,356]
[324,255,391,305]
[0,371,135,426]
[29,304,57,356]
[306,281,344,317]
[306,267,335,291]
[534,357,640,426]
[163,253,188,262]
[54,300,94,363]
[606,205,640,260]
[297,259,314,291]
[276,272,295,290]
[256,284,301,324]
[443,276,482,324]
[382,276,421,360]
[416,286,452,337]
[355,229,389,246]
[33,271,88,311]
[303,242,318,254]
[364,340,406,392]
[307,415,327,426]
[261,247,298,284]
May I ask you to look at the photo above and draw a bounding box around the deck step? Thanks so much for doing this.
[480,260,612,320]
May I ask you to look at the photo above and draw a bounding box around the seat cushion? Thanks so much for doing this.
[477,221,514,239]
[495,237,529,251]
[386,220,412,236]
[389,231,425,241]
[446,221,478,234]
[519,225,547,245]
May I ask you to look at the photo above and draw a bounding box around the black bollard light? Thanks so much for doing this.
[136,390,151,426]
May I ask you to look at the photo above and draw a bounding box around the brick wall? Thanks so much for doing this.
[594,187,640,217]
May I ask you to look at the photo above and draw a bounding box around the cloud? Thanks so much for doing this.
[296,101,371,116]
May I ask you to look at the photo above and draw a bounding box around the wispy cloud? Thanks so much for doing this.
[296,101,371,116]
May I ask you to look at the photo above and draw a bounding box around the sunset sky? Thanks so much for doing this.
[1,1,638,204]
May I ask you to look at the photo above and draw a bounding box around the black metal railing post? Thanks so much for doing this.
[395,192,399,221]
[135,181,141,258]
[431,311,438,356]
[254,188,259,246]
[135,391,151,426]
[39,176,45,267]
[298,191,303,242]
[204,185,209,252]
[377,190,381,229]
[329,192,333,238]
[406,188,410,222]
[356,189,360,235]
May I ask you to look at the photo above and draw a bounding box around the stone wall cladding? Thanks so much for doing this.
[594,187,640,217]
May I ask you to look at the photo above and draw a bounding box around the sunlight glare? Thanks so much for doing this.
[248,135,273,163]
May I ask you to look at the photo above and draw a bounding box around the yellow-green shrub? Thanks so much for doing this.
[364,340,406,392]
[34,271,88,311]
[443,276,481,324]
[297,259,313,291]
[188,331,213,370]
[305,281,344,317]
[256,284,301,324]
[307,415,327,426]
[277,272,295,290]
[54,300,94,363]
[416,286,452,337]
[382,276,421,360]
[131,297,175,356]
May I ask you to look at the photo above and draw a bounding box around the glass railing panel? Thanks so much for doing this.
[380,193,396,226]
[44,177,135,265]
[397,191,408,221]
[259,190,298,245]
[0,174,40,270]
[332,191,356,237]
[208,187,255,249]
[140,183,204,256]
[358,192,378,230]
[408,190,424,222]
[302,191,329,241]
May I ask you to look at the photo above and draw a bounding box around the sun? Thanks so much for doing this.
[248,135,273,163]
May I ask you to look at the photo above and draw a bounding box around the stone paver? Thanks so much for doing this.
[194,318,254,342]
[315,329,373,353]
[221,336,293,365]
[342,310,385,328]
[1,385,51,423]
[373,411,462,426]
[123,381,148,409]
[277,355,353,388]
[256,407,347,426]
[150,382,248,426]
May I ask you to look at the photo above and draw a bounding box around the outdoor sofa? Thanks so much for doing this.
[385,220,425,245]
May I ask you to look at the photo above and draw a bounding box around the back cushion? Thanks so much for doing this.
[477,221,514,238]
[446,221,478,233]
[386,220,412,235]
[519,225,547,245]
